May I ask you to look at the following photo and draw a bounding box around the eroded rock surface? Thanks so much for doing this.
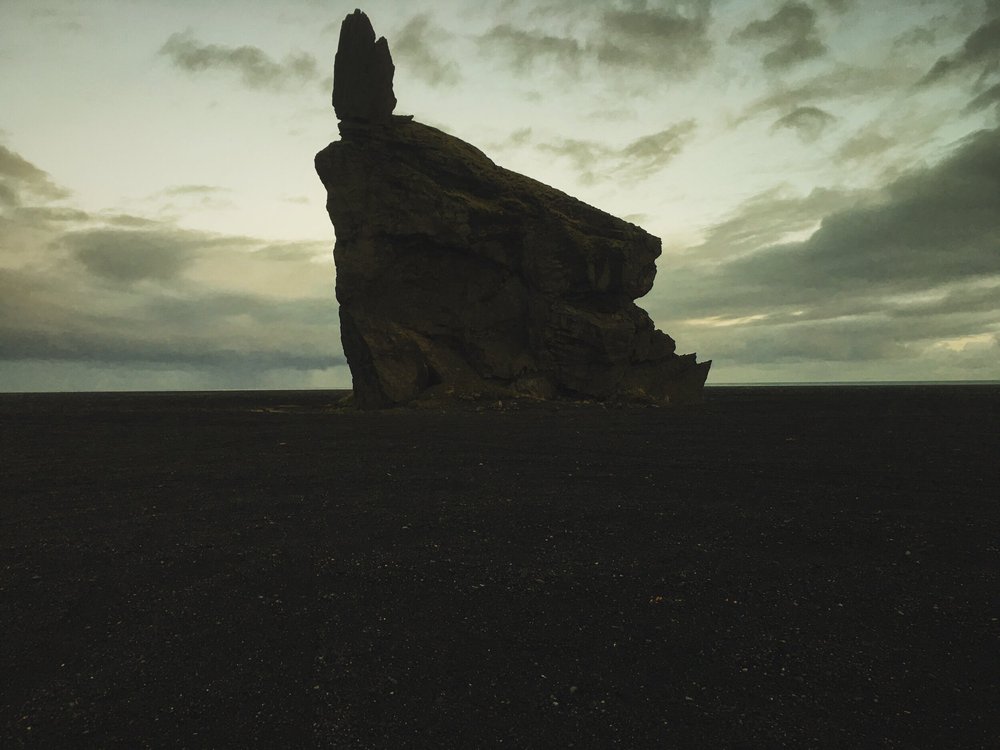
[316,11,710,408]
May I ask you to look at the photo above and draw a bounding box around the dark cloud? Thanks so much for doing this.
[700,312,996,367]
[0,234,341,376]
[159,31,320,91]
[479,25,582,73]
[771,106,836,141]
[479,4,712,78]
[0,144,70,206]
[963,80,1000,113]
[594,6,713,73]
[487,128,532,152]
[652,126,1000,372]
[0,144,343,388]
[0,183,18,207]
[733,2,827,70]
[619,121,699,178]
[507,127,533,147]
[730,127,1000,291]
[920,17,1000,85]
[666,126,1000,312]
[537,120,697,182]
[394,15,461,87]
[0,269,341,370]
[66,229,200,283]
[11,206,90,223]
[537,138,610,174]
[735,63,922,128]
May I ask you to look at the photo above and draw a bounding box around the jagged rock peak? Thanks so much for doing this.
[332,9,396,123]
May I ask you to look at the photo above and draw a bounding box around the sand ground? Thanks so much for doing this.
[1,386,998,747]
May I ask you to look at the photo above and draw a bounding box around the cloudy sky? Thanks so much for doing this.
[1,0,998,390]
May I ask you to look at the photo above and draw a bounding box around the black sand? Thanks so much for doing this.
[1,386,998,747]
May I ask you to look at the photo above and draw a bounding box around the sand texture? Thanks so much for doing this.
[1,386,998,747]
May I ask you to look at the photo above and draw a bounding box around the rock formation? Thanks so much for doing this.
[315,10,710,409]
[331,10,395,123]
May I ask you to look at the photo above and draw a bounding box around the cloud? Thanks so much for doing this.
[162,184,229,196]
[652,126,1000,375]
[0,145,70,206]
[836,127,894,162]
[920,17,1000,85]
[0,267,342,371]
[537,120,697,182]
[741,65,913,118]
[479,24,582,73]
[732,2,827,70]
[771,106,836,142]
[394,15,461,87]
[963,80,1000,113]
[593,6,713,73]
[677,185,862,263]
[618,121,699,178]
[492,127,533,150]
[159,31,320,91]
[0,144,344,388]
[728,127,1000,291]
[65,228,201,283]
[479,3,712,78]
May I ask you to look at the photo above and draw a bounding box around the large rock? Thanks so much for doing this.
[316,11,710,409]
[332,9,395,123]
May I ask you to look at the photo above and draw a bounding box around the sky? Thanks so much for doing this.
[1,0,998,391]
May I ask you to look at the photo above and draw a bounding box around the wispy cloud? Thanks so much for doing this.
[159,31,320,91]
[161,184,229,196]
[771,106,836,142]
[394,15,461,87]
[677,185,862,263]
[919,17,1000,85]
[835,127,894,162]
[964,80,1000,113]
[479,3,713,79]
[537,121,697,182]
[479,25,582,73]
[0,145,70,206]
[732,1,827,70]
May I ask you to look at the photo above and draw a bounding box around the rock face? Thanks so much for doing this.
[332,9,395,123]
[316,11,710,409]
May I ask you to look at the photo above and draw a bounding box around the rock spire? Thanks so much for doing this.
[332,9,396,123]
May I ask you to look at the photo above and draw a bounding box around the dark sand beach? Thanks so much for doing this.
[1,385,998,747]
